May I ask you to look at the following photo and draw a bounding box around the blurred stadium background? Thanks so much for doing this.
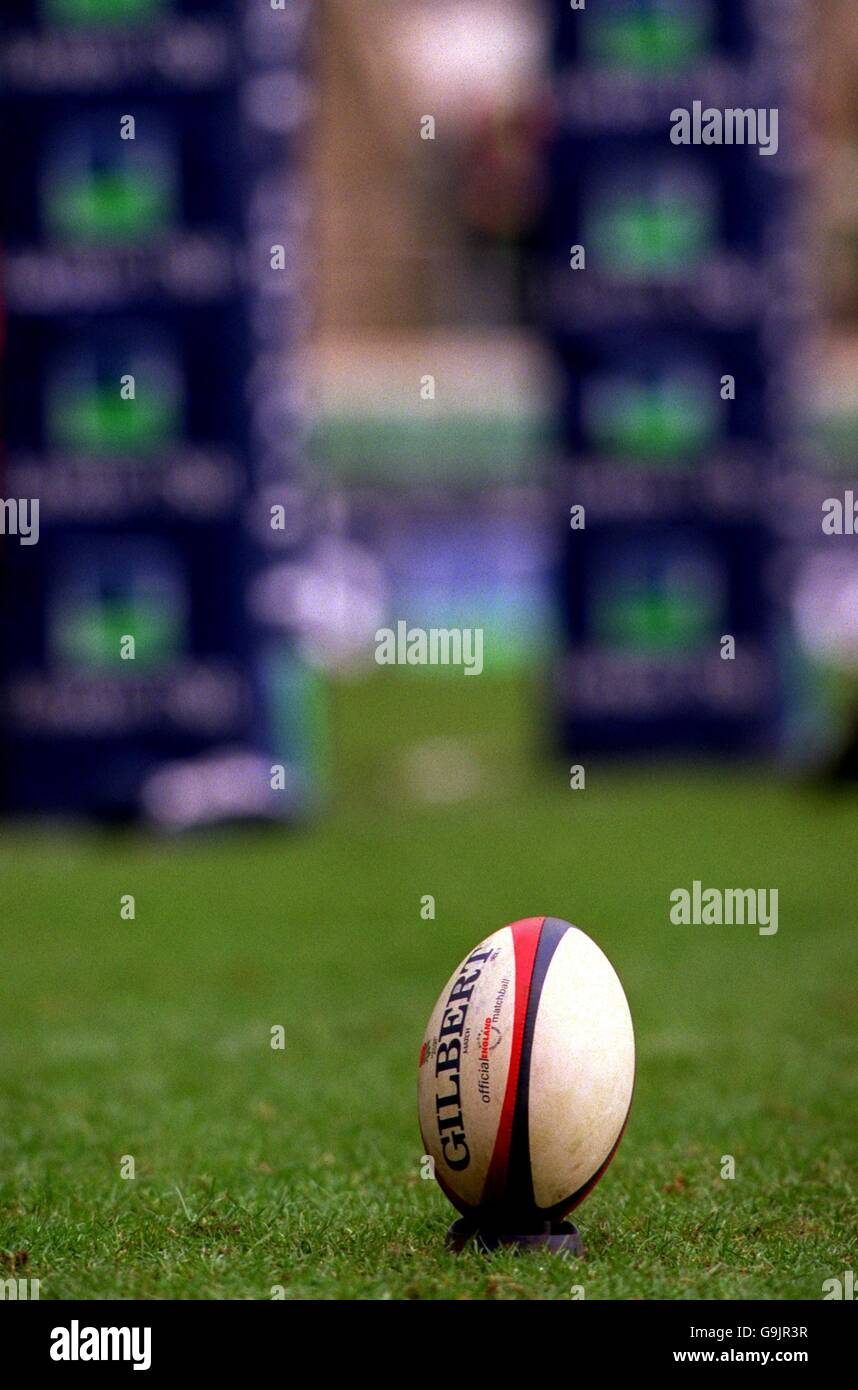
[0,0,856,1300]
[4,0,858,812]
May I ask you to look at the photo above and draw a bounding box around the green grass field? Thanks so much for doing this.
[1,674,856,1300]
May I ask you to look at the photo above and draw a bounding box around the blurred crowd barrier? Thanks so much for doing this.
[2,1,858,827]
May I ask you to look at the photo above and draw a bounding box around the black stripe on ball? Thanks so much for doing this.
[503,916,572,1221]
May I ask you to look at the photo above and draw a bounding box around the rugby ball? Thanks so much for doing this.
[418,916,634,1224]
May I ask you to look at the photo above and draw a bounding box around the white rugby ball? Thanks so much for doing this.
[418,916,634,1223]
